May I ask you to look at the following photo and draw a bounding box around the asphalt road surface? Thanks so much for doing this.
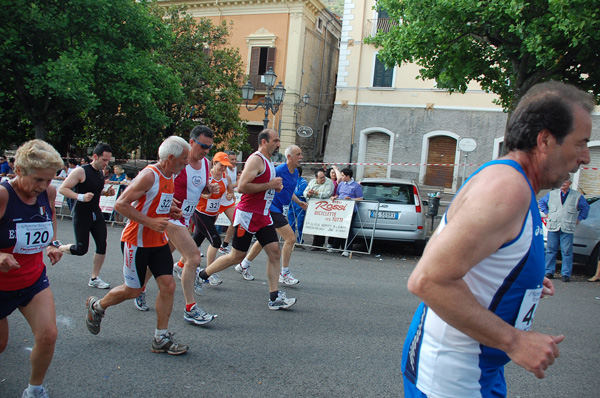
[1,219,598,397]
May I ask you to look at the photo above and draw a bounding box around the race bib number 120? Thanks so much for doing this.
[14,221,53,254]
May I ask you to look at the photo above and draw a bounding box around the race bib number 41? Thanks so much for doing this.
[14,221,53,254]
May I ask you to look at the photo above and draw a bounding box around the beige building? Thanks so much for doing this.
[325,0,600,192]
[159,0,341,159]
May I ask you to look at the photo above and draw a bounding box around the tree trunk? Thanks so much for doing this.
[34,119,46,140]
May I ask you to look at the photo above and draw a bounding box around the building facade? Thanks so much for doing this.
[325,0,600,193]
[160,0,341,159]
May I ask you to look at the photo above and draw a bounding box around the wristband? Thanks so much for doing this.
[77,193,85,202]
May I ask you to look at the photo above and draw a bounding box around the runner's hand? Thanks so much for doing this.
[0,253,20,272]
[169,203,182,220]
[46,246,63,265]
[209,183,220,195]
[83,192,94,202]
[271,177,283,192]
[507,329,564,379]
[149,217,170,233]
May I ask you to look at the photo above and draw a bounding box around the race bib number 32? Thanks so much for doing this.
[156,193,174,215]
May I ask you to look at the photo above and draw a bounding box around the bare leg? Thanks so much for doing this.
[19,288,57,386]
[91,253,105,279]
[99,284,143,309]
[154,275,176,330]
[589,261,600,281]
[0,318,8,354]
[263,242,282,292]
[206,245,218,266]
[244,240,263,263]
[166,223,201,306]
[205,249,246,275]
[277,224,296,270]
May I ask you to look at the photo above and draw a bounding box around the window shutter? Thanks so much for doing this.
[250,47,260,75]
[266,47,276,71]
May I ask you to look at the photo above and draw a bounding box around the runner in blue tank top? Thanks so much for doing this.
[401,81,595,397]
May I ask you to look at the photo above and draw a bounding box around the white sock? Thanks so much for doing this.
[155,329,168,339]
[28,384,43,392]
[93,301,105,313]
[241,258,251,268]
[282,267,289,274]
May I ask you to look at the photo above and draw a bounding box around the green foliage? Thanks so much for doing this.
[365,0,600,110]
[154,5,249,153]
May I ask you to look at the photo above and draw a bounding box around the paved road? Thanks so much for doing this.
[1,219,598,397]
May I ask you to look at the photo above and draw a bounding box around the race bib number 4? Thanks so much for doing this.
[181,199,199,219]
[514,287,543,331]
[156,193,174,215]
[14,221,53,254]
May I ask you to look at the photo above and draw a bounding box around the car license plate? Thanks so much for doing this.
[369,210,398,219]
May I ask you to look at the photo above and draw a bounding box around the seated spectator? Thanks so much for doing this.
[110,165,126,183]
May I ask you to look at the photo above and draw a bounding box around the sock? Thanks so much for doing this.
[141,286,146,293]
[176,260,184,269]
[90,277,97,281]
[155,329,168,339]
[270,290,279,302]
[198,270,209,281]
[282,267,289,275]
[185,303,196,312]
[221,241,229,248]
[93,300,105,313]
[241,258,251,269]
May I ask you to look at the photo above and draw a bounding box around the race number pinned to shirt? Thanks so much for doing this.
[263,189,275,215]
[206,198,221,213]
[13,221,53,254]
[282,205,289,217]
[181,199,199,219]
[514,287,543,331]
[156,193,174,215]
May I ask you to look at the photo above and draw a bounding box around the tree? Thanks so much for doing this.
[0,0,181,149]
[366,0,600,110]
[154,5,249,152]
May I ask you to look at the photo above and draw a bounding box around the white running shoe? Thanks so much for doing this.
[279,271,299,285]
[183,304,217,325]
[22,386,49,398]
[173,263,183,280]
[134,291,149,311]
[208,273,222,286]
[341,250,350,257]
[218,245,231,255]
[88,277,110,289]
[194,268,206,295]
[234,264,255,281]
[268,291,297,310]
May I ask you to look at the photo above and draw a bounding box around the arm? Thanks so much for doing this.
[114,169,170,233]
[291,193,308,210]
[58,167,94,202]
[577,194,590,221]
[45,185,62,265]
[538,193,550,215]
[0,186,19,272]
[408,168,563,379]
[225,175,235,201]
[237,155,283,194]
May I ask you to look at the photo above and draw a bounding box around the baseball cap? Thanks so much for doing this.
[212,152,233,167]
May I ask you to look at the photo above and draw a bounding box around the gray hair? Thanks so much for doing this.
[158,136,190,161]
[15,139,64,176]
[284,145,301,158]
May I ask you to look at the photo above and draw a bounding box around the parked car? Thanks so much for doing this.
[350,178,428,253]
[542,196,600,276]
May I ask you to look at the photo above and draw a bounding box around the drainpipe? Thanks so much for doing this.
[349,0,369,164]
[314,18,335,161]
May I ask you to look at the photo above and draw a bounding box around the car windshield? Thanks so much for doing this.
[586,196,600,205]
[361,183,414,204]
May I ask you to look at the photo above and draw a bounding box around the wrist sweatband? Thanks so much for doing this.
[77,193,85,202]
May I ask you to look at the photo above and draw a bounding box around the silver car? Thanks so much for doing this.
[542,196,600,276]
[350,178,428,253]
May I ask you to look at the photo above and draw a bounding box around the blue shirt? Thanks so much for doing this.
[270,163,298,213]
[336,178,363,199]
[538,188,589,221]
[0,162,12,175]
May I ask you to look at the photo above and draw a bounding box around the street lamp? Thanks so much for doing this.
[241,67,286,130]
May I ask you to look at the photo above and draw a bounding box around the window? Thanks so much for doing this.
[372,55,394,88]
[248,47,276,90]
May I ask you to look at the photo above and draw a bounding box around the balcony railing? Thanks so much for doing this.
[365,18,399,36]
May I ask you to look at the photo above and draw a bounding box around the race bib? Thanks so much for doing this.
[206,198,221,213]
[14,222,53,254]
[282,205,289,217]
[514,287,543,331]
[181,199,198,219]
[156,193,174,215]
[264,189,275,212]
